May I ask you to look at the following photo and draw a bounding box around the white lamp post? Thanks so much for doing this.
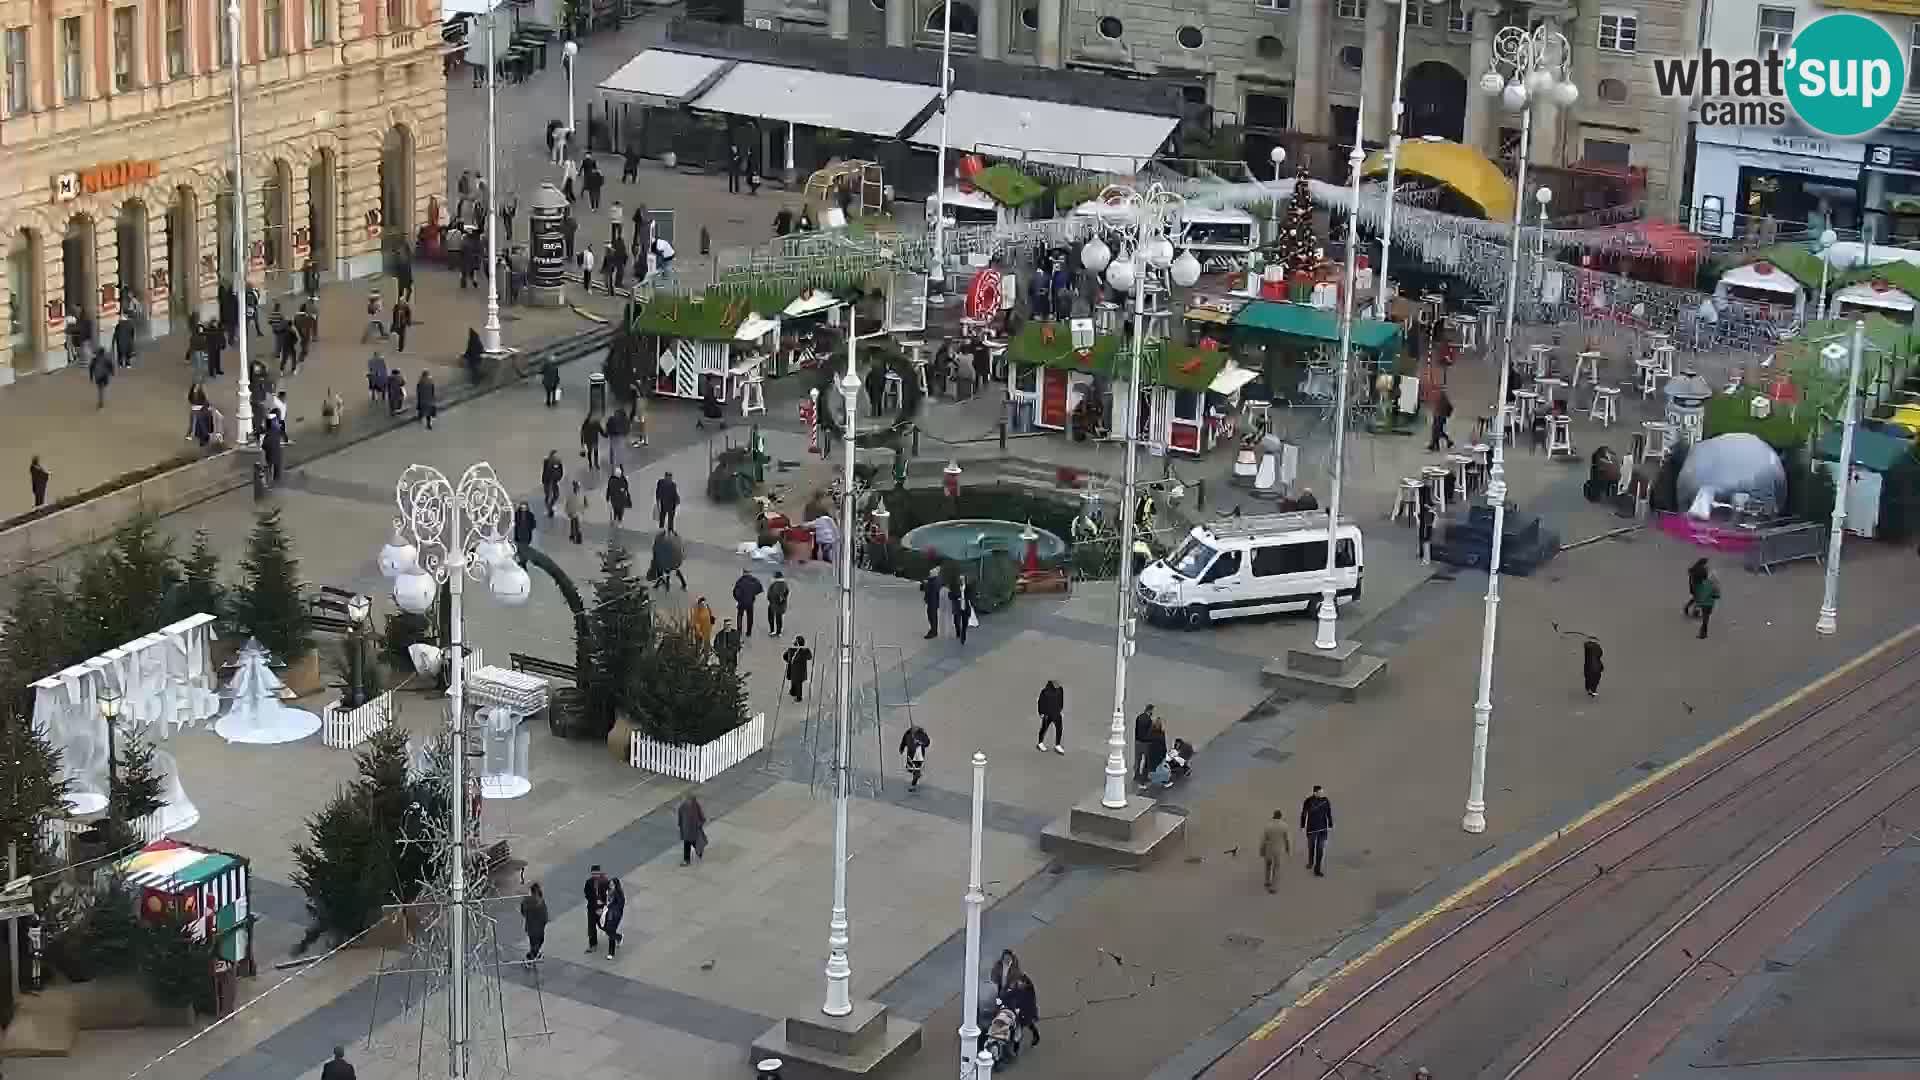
[957,751,987,1076]
[1316,135,1365,652]
[227,0,253,446]
[1373,0,1448,321]
[1532,186,1553,301]
[929,0,956,304]
[822,312,867,1018]
[1816,322,1865,636]
[1078,182,1184,809]
[1268,144,1286,183]
[562,40,579,141]
[481,0,504,358]
[1463,21,1576,836]
[381,462,531,1080]
[1816,228,1840,321]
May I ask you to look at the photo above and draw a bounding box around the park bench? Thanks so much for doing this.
[306,584,360,635]
[509,652,578,683]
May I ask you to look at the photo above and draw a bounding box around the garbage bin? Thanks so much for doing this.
[589,372,607,415]
[754,1059,783,1079]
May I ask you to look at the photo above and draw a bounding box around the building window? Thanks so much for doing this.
[1254,0,1290,10]
[1910,23,1919,92]
[1757,7,1793,56]
[385,0,404,31]
[60,16,84,102]
[1335,0,1366,20]
[1583,138,1631,166]
[1177,25,1203,49]
[112,7,137,91]
[1339,45,1363,71]
[4,26,28,114]
[1597,77,1628,103]
[1500,3,1530,30]
[1097,15,1122,38]
[927,3,979,34]
[215,0,232,66]
[1244,91,1290,130]
[1414,3,1438,27]
[1020,5,1037,30]
[1448,0,1473,33]
[165,0,187,78]
[1255,34,1284,60]
[310,0,331,44]
[1597,12,1636,53]
[263,0,282,56]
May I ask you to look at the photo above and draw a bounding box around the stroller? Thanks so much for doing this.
[982,1004,1021,1067]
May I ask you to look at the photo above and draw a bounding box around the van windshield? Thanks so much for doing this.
[1168,538,1217,579]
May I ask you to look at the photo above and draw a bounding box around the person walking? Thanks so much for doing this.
[542,360,562,406]
[1428,390,1455,452]
[677,795,708,866]
[899,721,930,791]
[715,619,742,671]
[89,344,113,408]
[321,1046,357,1080]
[512,501,537,563]
[416,370,438,429]
[690,597,716,650]
[1582,639,1604,698]
[784,636,812,703]
[269,302,291,371]
[580,413,603,470]
[726,143,743,194]
[951,574,975,644]
[1693,569,1721,640]
[361,291,388,343]
[1300,785,1334,877]
[367,352,388,403]
[564,480,587,544]
[385,369,406,416]
[391,296,412,353]
[263,422,285,485]
[1259,811,1294,893]
[295,303,318,369]
[112,313,136,369]
[1133,704,1157,784]
[579,244,595,293]
[766,571,789,637]
[606,466,632,529]
[1142,712,1169,788]
[28,456,49,507]
[584,158,605,210]
[1684,557,1709,617]
[655,471,680,533]
[1003,972,1041,1047]
[582,866,610,953]
[1036,680,1065,753]
[733,568,763,637]
[604,409,629,474]
[622,145,641,183]
[462,329,484,383]
[601,878,626,959]
[561,210,578,260]
[922,570,943,639]
[520,882,548,961]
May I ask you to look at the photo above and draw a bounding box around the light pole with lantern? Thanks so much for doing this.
[929,0,956,305]
[1315,135,1365,652]
[1267,145,1287,246]
[378,462,533,1080]
[1816,228,1840,321]
[481,0,504,359]
[1462,20,1577,836]
[1373,0,1450,321]
[1816,322,1866,636]
[345,593,374,709]
[97,686,123,795]
[1076,183,1202,810]
[226,0,253,446]
[562,40,579,144]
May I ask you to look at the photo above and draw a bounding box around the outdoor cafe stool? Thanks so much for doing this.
[1637,357,1660,399]
[1546,415,1575,459]
[1534,376,1567,409]
[1511,389,1539,435]
[1570,350,1602,395]
[1448,452,1474,496]
[1527,343,1553,377]
[1422,465,1453,514]
[1588,385,1619,427]
[1392,478,1423,524]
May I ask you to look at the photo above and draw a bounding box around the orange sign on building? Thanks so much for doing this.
[51,160,158,202]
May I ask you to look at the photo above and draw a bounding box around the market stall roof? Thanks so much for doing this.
[939,188,1000,213]
[1814,426,1914,472]
[1841,259,1920,298]
[1832,281,1917,313]
[1183,207,1258,226]
[966,164,1047,208]
[1589,219,1708,264]
[635,285,807,340]
[1723,245,1825,290]
[1209,365,1259,396]
[1360,139,1514,221]
[905,91,1178,174]
[1718,263,1804,296]
[597,49,732,108]
[694,62,937,138]
[1775,315,1917,369]
[119,839,238,890]
[784,289,846,318]
[1230,300,1405,356]
[734,314,781,342]
[1003,324,1229,391]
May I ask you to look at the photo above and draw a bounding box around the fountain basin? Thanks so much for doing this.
[900,518,1069,564]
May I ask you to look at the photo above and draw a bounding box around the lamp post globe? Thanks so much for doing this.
[1536,186,1552,207]
[475,537,515,570]
[1081,236,1112,275]
[1821,228,1839,249]
[394,570,437,615]
[1145,236,1176,270]
[491,562,533,606]
[1106,258,1137,293]
[378,528,420,578]
[1171,250,1203,288]
[1480,70,1506,96]
[563,39,577,59]
[346,593,372,625]
[1501,81,1528,111]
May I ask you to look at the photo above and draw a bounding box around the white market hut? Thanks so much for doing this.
[1714,260,1807,322]
[1831,280,1917,325]
[1179,207,1260,272]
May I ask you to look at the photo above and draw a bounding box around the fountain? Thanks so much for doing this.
[899,519,1070,564]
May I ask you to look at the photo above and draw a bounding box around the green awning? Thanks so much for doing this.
[1814,426,1916,472]
[1230,300,1404,358]
[634,284,810,341]
[1003,324,1229,391]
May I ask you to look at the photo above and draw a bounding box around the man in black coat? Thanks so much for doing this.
[320,1046,356,1080]
[732,569,763,637]
[1133,705,1157,784]
[654,471,680,533]
[1300,785,1334,877]
[1036,680,1065,753]
[582,866,610,952]
[512,502,537,564]
[921,569,942,639]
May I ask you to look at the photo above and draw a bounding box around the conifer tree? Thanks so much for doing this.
[628,613,748,746]
[583,541,651,737]
[106,732,168,848]
[172,530,227,626]
[1281,166,1321,273]
[232,509,312,664]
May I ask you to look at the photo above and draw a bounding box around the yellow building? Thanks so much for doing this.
[0,0,448,383]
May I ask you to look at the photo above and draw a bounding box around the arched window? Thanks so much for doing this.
[925,3,979,35]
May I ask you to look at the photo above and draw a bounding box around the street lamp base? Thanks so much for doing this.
[1815,607,1838,636]
[1462,807,1487,834]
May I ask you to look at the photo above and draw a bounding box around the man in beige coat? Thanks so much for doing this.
[1259,810,1294,893]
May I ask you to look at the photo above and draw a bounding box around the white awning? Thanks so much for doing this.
[1718,264,1801,296]
[441,0,505,14]
[1209,366,1259,396]
[693,63,937,137]
[784,290,844,317]
[1833,283,1916,312]
[907,91,1178,174]
[735,314,781,342]
[599,50,730,108]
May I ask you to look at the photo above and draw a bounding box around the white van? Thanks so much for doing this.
[1136,512,1364,630]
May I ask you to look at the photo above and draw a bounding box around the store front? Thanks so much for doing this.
[1862,142,1920,247]
[1689,126,1863,239]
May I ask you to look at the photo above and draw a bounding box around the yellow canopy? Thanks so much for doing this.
[1362,140,1514,222]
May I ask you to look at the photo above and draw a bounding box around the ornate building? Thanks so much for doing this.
[0,0,447,383]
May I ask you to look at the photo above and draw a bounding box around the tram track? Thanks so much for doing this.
[1233,642,1920,1080]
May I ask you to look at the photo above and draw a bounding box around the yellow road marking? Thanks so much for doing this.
[1246,622,1920,1043]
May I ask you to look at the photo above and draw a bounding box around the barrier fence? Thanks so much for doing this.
[629,712,768,783]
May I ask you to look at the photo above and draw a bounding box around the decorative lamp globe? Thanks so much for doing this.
[1525,68,1554,95]
[1536,186,1553,206]
[564,40,578,58]
[839,371,862,399]
[1821,228,1839,249]
[1106,257,1137,293]
[1501,81,1528,112]
[1479,70,1505,96]
[490,561,533,607]
[1552,80,1579,106]
[1170,250,1203,288]
[1145,237,1176,269]
[1081,236,1112,275]
[346,593,372,625]
[378,528,419,578]
[474,537,515,570]
[393,570,438,615]
[1269,145,1286,165]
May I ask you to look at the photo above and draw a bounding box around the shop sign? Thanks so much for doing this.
[364,208,384,239]
[44,298,65,330]
[1867,144,1920,173]
[0,880,32,921]
[51,160,159,203]
[98,283,120,319]
[148,266,170,303]
[292,227,311,259]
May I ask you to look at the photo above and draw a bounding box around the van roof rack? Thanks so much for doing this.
[1193,512,1355,541]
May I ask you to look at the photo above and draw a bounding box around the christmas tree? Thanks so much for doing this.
[106,732,168,848]
[1281,166,1320,274]
[233,509,313,667]
[215,638,321,745]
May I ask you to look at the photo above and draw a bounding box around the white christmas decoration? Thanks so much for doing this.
[215,638,323,745]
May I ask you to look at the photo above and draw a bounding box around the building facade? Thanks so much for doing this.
[0,0,448,384]
[739,0,1696,214]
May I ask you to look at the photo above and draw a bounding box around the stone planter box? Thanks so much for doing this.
[628,713,766,783]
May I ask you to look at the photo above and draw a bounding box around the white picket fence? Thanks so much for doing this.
[323,691,394,749]
[629,713,767,783]
[38,810,167,863]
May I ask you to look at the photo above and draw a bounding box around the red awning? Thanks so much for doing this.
[1590,220,1707,264]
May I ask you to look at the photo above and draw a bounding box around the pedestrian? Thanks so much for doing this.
[1133,704,1156,784]
[649,234,675,279]
[747,148,761,195]
[633,396,649,446]
[542,359,562,407]
[521,882,548,960]
[578,244,595,293]
[500,195,518,243]
[580,413,603,470]
[269,302,290,370]
[113,313,136,369]
[715,619,741,671]
[547,120,564,163]
[192,403,217,447]
[28,455,49,507]
[89,344,113,408]
[185,382,208,436]
[601,878,625,959]
[603,240,622,294]
[622,144,641,183]
[649,529,688,590]
[774,206,794,236]
[584,158,604,210]
[561,211,578,260]
[564,481,587,543]
[302,257,320,299]
[655,471,680,533]
[463,329,484,383]
[246,283,263,336]
[367,351,388,403]
[1684,557,1709,617]
[386,369,406,416]
[1582,639,1604,698]
[218,283,238,344]
[321,1046,356,1080]
[1428,390,1455,452]
[203,320,225,377]
[1416,484,1435,564]
[582,866,610,953]
[263,422,284,485]
[395,257,414,303]
[1003,972,1040,1046]
[899,721,929,791]
[604,408,629,473]
[922,569,943,639]
[562,154,578,204]
[784,636,813,702]
[733,568,763,637]
[690,597,716,648]
[1300,785,1334,877]
[542,451,564,517]
[726,144,743,194]
[1259,810,1293,893]
[606,466,631,528]
[296,303,318,368]
[951,573,975,644]
[1142,711,1170,787]
[1693,569,1720,640]
[322,387,342,434]
[361,291,387,343]
[391,295,412,353]
[677,795,708,865]
[766,571,789,637]
[1036,679,1065,753]
[416,370,438,429]
[512,501,537,562]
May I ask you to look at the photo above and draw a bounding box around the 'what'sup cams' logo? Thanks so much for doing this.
[1654,13,1907,137]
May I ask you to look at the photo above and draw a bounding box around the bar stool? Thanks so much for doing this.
[1648,343,1676,379]
[1527,343,1553,377]
[1422,464,1452,513]
[1570,351,1601,396]
[1546,415,1575,458]
[1588,384,1619,427]
[1472,411,1494,443]
[1447,452,1473,496]
[1534,376,1567,409]
[740,372,767,417]
[1512,389,1539,433]
[1641,420,1674,459]
[1637,358,1660,399]
[1392,477,1423,523]
[882,370,904,411]
[1243,400,1272,431]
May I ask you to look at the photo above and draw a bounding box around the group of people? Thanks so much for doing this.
[920,569,978,644]
[364,352,438,427]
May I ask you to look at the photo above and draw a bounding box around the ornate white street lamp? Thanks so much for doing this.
[1463,20,1576,836]
[1078,182,1186,809]
[928,0,956,304]
[1373,0,1449,321]
[380,462,532,1079]
[482,0,504,357]
[822,311,868,1017]
[1316,135,1366,652]
[1815,228,1840,321]
[227,0,253,446]
[562,40,579,143]
[1816,323,1865,636]
[956,751,987,1076]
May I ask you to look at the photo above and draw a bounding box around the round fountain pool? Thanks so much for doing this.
[899,519,1069,564]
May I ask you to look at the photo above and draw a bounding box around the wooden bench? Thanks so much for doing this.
[307,584,360,635]
[509,652,578,684]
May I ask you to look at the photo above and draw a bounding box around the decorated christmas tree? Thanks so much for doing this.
[215,637,321,745]
[1281,166,1320,274]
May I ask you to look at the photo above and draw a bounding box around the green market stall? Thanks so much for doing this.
[1229,299,1407,409]
[1003,321,1248,455]
[633,285,810,401]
